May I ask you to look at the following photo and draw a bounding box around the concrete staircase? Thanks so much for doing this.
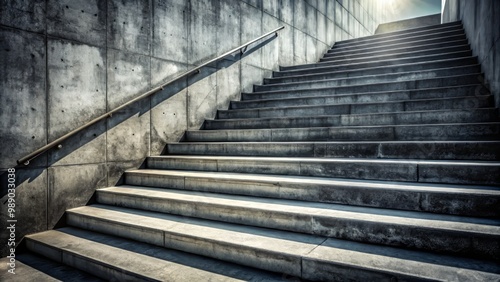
[10,21,500,281]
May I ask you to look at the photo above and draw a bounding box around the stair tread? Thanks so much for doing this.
[269,57,476,82]
[126,168,500,193]
[226,95,492,112]
[327,33,466,55]
[281,50,472,72]
[257,65,481,90]
[322,43,469,60]
[26,228,288,281]
[98,186,500,232]
[64,205,500,280]
[331,29,465,51]
[211,108,497,122]
[189,121,500,131]
[324,39,469,60]
[241,73,483,96]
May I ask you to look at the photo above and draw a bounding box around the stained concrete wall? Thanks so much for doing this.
[442,0,500,110]
[0,0,386,256]
[375,13,441,34]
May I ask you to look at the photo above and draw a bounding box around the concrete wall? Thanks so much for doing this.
[375,13,441,34]
[442,0,500,110]
[0,0,385,256]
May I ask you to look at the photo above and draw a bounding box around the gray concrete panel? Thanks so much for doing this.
[47,0,106,46]
[152,0,188,62]
[217,0,241,59]
[188,0,219,65]
[106,49,151,110]
[294,0,307,33]
[107,0,151,55]
[0,168,47,257]
[217,60,241,111]
[240,3,263,68]
[187,67,217,129]
[0,28,46,169]
[107,99,150,162]
[150,58,188,154]
[306,3,317,38]
[279,0,294,25]
[261,14,280,71]
[263,0,278,18]
[278,23,294,67]
[0,0,46,33]
[48,164,107,228]
[293,29,307,65]
[47,39,106,141]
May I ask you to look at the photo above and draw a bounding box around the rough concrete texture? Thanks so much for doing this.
[0,0,387,257]
[375,14,441,34]
[442,0,500,111]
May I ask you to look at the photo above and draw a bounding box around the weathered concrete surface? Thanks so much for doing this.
[47,164,107,228]
[442,0,500,110]
[47,0,106,46]
[375,14,441,34]
[0,28,46,169]
[0,0,46,33]
[0,168,48,254]
[0,0,388,257]
[107,0,151,55]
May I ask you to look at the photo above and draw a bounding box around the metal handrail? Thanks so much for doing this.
[18,26,285,165]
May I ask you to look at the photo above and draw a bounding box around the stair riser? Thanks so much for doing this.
[280,49,471,73]
[166,141,500,161]
[322,43,469,61]
[236,86,489,109]
[66,213,305,277]
[328,34,466,56]
[222,97,493,119]
[241,74,483,101]
[147,156,500,185]
[96,190,500,261]
[206,110,498,130]
[335,22,462,46]
[256,66,481,92]
[124,172,500,217]
[266,58,478,85]
[24,239,143,281]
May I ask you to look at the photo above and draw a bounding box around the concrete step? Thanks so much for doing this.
[165,141,500,161]
[145,155,500,185]
[64,205,500,281]
[186,122,500,145]
[255,65,481,92]
[323,38,470,61]
[125,169,500,216]
[222,96,493,119]
[97,186,500,260]
[327,33,467,57]
[333,21,462,47]
[330,28,465,51]
[322,42,469,61]
[278,49,472,75]
[237,85,489,108]
[206,109,498,130]
[25,228,289,281]
[0,252,104,282]
[241,74,485,101]
[266,57,478,85]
